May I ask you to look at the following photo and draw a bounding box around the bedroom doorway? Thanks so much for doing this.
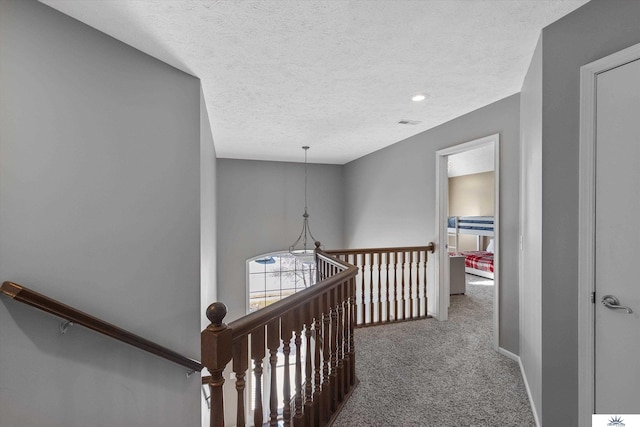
[434,134,500,352]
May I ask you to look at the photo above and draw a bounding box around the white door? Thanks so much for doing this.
[595,57,640,412]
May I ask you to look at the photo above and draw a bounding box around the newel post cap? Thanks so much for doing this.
[206,302,227,329]
[201,302,232,370]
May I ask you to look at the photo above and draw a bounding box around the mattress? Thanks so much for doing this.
[449,251,494,273]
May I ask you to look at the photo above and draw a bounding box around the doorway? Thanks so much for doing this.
[434,133,500,351]
[578,42,640,423]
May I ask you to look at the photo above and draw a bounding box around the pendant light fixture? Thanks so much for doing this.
[289,146,319,257]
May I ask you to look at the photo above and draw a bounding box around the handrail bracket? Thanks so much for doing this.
[59,320,74,335]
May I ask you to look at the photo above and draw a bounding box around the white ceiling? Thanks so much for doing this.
[39,0,589,165]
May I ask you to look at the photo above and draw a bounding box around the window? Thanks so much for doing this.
[248,252,317,313]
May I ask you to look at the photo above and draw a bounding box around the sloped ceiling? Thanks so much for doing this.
[39,0,589,164]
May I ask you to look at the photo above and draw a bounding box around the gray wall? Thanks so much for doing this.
[344,94,521,354]
[217,159,345,321]
[538,0,640,424]
[519,35,543,423]
[0,1,201,426]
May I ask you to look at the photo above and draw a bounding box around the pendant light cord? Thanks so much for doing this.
[289,146,317,254]
[303,146,309,214]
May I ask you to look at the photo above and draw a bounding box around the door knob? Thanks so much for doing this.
[601,295,633,314]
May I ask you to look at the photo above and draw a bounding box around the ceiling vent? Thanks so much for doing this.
[398,119,422,125]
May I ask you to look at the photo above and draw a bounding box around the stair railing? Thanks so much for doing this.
[325,243,435,327]
[0,281,202,372]
[202,243,358,427]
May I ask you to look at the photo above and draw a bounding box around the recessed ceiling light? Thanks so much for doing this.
[412,94,426,102]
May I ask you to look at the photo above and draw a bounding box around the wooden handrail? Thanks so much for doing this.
[202,246,359,427]
[201,243,436,426]
[1,281,202,372]
[325,243,435,256]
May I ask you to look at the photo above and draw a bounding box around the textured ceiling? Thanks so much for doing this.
[39,0,589,164]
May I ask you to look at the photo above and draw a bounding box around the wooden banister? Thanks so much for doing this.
[325,243,435,327]
[325,243,436,256]
[1,281,202,372]
[201,243,435,426]
[202,246,359,427]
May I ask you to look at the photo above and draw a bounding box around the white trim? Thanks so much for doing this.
[496,349,541,427]
[578,41,640,425]
[493,138,500,352]
[433,152,449,320]
[518,356,542,427]
[578,53,597,426]
[465,267,494,280]
[435,134,500,353]
[497,346,518,362]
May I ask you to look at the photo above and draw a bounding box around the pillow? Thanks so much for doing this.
[486,238,495,253]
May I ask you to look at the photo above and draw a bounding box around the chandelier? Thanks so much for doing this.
[289,146,319,257]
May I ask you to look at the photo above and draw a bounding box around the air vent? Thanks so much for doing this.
[398,119,422,125]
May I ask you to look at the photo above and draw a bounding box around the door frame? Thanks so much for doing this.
[434,133,500,351]
[578,41,640,425]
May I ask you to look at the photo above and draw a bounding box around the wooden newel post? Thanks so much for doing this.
[202,302,233,427]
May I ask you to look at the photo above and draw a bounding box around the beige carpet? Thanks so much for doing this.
[331,275,535,427]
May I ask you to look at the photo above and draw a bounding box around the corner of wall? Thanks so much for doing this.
[518,30,543,426]
[201,86,217,329]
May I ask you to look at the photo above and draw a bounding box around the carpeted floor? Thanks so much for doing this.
[331,275,535,427]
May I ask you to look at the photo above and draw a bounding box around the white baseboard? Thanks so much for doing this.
[497,346,519,361]
[497,348,540,427]
[518,357,541,427]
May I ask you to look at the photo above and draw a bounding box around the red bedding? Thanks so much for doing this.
[449,251,494,273]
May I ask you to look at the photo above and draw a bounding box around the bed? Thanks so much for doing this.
[447,216,494,252]
[449,250,494,279]
[447,215,495,279]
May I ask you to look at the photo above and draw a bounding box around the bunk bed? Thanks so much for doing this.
[448,216,494,279]
[450,250,494,279]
